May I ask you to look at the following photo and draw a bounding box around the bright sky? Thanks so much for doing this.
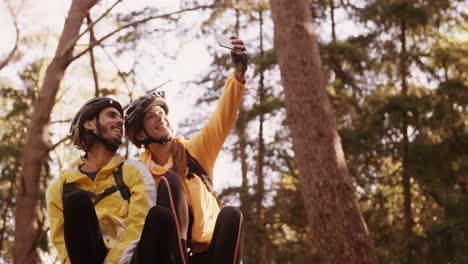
[0,0,242,190]
[0,0,371,196]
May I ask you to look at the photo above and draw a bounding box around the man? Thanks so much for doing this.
[124,35,248,263]
[47,97,157,264]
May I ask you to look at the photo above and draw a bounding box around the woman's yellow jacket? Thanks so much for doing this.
[140,74,245,252]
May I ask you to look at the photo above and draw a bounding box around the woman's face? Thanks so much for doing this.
[141,102,172,140]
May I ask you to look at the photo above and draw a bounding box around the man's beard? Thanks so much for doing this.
[97,122,122,146]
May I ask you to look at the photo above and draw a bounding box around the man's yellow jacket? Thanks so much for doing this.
[47,155,156,264]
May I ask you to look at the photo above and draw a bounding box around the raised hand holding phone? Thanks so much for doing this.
[215,33,235,50]
[231,36,248,82]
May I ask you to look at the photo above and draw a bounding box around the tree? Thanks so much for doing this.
[14,1,100,263]
[353,1,467,262]
[269,0,378,262]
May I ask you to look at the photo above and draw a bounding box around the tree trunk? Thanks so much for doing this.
[329,0,337,43]
[14,1,99,263]
[269,0,378,263]
[87,15,100,97]
[255,6,267,263]
[399,16,414,263]
[233,3,251,223]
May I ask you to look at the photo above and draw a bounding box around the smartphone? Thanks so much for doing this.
[215,33,235,50]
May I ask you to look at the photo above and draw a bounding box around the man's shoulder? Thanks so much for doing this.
[46,176,65,201]
[122,159,152,179]
[57,164,84,184]
[123,159,146,170]
[121,159,156,201]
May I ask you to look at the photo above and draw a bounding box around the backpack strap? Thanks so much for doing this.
[62,162,131,206]
[112,162,131,202]
[185,150,214,194]
[62,182,95,201]
[94,162,130,205]
[93,185,120,205]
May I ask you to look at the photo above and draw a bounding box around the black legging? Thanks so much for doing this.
[132,206,183,264]
[63,191,108,264]
[62,190,181,264]
[62,172,243,264]
[149,171,245,264]
[188,207,244,264]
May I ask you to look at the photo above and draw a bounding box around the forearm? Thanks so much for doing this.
[187,74,245,176]
[234,69,246,83]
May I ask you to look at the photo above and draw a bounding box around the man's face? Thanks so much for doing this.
[140,101,172,141]
[85,107,123,146]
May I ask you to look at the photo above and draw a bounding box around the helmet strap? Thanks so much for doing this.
[88,132,119,153]
[85,116,119,153]
[141,127,172,147]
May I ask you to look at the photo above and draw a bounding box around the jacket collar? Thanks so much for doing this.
[140,149,173,176]
[62,153,124,183]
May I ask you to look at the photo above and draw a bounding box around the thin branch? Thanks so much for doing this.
[60,0,124,57]
[339,0,360,11]
[99,45,132,99]
[49,119,72,125]
[47,136,71,152]
[87,15,100,96]
[71,4,218,62]
[55,86,72,105]
[76,43,116,47]
[0,0,20,71]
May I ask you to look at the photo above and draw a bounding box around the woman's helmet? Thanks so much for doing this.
[125,90,171,148]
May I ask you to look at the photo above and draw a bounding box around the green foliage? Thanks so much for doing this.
[191,0,467,262]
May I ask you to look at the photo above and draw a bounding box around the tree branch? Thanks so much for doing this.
[87,15,100,96]
[99,45,132,99]
[0,0,20,71]
[47,135,71,152]
[60,0,123,58]
[49,118,72,125]
[71,4,217,62]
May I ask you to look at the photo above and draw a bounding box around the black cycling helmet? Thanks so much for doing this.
[125,90,171,148]
[70,97,124,152]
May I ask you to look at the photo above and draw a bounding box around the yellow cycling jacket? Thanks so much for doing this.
[47,154,156,264]
[140,73,245,252]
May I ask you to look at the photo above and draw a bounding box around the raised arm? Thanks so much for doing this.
[186,36,248,179]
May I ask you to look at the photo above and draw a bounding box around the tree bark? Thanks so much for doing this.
[233,3,251,223]
[269,0,378,263]
[87,15,100,97]
[14,1,99,263]
[399,16,414,263]
[255,6,267,263]
[329,0,337,43]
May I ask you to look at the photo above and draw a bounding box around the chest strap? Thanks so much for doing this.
[62,162,130,205]
[185,150,213,194]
